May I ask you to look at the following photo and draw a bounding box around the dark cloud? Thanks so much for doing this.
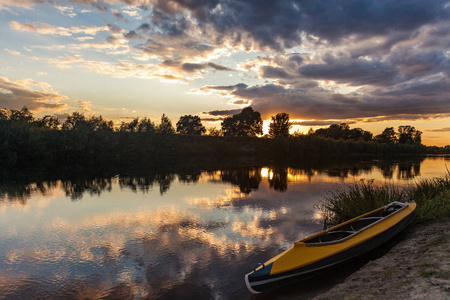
[181,63,206,72]
[292,120,357,126]
[148,0,450,51]
[203,83,248,91]
[91,2,108,12]
[199,79,450,122]
[199,117,224,121]
[11,1,450,52]
[105,36,120,44]
[124,30,139,40]
[134,39,217,61]
[135,39,165,55]
[261,66,292,79]
[201,109,242,117]
[151,10,191,37]
[426,127,450,132]
[161,60,233,74]
[372,76,450,97]
[299,59,402,86]
[206,62,233,71]
[107,24,122,33]
[136,23,151,32]
[0,76,68,113]
[389,49,447,75]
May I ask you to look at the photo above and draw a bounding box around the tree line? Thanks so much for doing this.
[0,106,444,167]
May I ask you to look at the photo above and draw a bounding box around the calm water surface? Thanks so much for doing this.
[0,156,448,299]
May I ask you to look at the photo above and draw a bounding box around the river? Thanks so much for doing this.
[0,156,448,299]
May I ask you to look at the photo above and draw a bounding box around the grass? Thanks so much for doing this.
[394,279,412,289]
[384,267,393,276]
[318,171,450,226]
[420,262,440,278]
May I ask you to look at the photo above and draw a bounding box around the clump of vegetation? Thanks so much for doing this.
[320,182,405,225]
[319,172,450,226]
[412,187,450,222]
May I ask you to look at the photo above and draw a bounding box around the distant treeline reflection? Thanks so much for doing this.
[0,157,426,203]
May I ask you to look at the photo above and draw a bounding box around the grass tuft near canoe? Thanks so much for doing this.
[245,201,416,294]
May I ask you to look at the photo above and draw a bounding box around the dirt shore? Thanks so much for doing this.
[313,220,450,300]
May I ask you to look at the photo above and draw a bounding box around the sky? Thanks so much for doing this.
[0,0,450,146]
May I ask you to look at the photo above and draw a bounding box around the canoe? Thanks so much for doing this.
[245,201,416,294]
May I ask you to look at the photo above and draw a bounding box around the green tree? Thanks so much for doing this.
[269,113,292,138]
[137,117,156,133]
[157,114,175,134]
[35,115,61,130]
[348,128,373,141]
[62,112,88,131]
[374,127,397,143]
[207,127,222,137]
[398,125,421,144]
[119,118,139,132]
[119,117,155,133]
[63,113,113,132]
[89,116,114,132]
[221,107,263,137]
[176,115,206,135]
[314,123,350,140]
[9,107,34,123]
[413,130,422,144]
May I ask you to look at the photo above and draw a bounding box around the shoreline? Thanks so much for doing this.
[313,220,450,300]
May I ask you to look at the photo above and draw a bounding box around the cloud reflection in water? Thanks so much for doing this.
[1,157,448,298]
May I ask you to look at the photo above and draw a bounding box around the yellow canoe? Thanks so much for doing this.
[245,201,416,294]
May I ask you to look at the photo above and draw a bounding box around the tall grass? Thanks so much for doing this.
[409,175,450,222]
[318,172,450,227]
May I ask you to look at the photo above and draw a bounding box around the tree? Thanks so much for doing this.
[119,118,139,132]
[398,125,421,144]
[176,115,206,135]
[89,116,114,132]
[35,115,61,130]
[119,117,155,133]
[314,123,350,140]
[221,107,263,137]
[62,112,88,131]
[207,127,222,137]
[413,129,422,144]
[137,117,155,133]
[269,113,292,138]
[374,127,397,143]
[9,107,34,123]
[348,128,373,142]
[157,114,175,134]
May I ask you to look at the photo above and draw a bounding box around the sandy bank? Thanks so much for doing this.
[313,220,450,300]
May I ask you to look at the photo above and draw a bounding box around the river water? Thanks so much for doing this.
[0,156,448,299]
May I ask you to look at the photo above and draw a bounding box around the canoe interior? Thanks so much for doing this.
[303,202,406,245]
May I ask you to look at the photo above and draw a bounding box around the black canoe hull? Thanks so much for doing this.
[245,212,415,293]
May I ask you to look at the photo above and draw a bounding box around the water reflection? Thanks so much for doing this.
[0,156,449,299]
[220,169,261,194]
[1,157,437,203]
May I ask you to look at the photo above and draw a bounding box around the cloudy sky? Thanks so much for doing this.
[1,0,450,145]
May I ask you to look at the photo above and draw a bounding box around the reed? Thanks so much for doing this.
[319,182,405,226]
[319,172,450,226]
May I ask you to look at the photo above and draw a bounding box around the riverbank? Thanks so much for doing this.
[313,220,450,300]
